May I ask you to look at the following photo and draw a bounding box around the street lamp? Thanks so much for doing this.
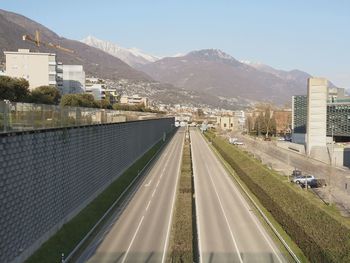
[3,99,11,132]
[331,124,335,166]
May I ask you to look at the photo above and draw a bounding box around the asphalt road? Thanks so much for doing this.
[78,128,185,263]
[191,129,286,263]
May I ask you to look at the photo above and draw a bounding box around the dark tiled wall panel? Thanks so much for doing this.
[0,118,173,263]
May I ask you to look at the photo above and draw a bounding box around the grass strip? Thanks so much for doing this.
[26,134,171,263]
[168,130,195,262]
[205,131,350,263]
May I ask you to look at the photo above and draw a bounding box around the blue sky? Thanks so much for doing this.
[1,0,349,88]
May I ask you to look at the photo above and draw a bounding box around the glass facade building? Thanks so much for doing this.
[292,96,350,139]
[292,95,307,133]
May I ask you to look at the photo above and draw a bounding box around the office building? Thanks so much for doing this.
[292,82,350,142]
[4,49,57,90]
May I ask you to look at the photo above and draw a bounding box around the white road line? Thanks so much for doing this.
[220,168,284,263]
[146,200,151,211]
[205,161,244,263]
[206,135,284,263]
[122,132,180,263]
[121,215,145,263]
[144,179,152,187]
[161,134,184,263]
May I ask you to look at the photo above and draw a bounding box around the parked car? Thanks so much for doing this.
[233,141,244,145]
[292,175,315,185]
[264,137,271,141]
[301,178,327,188]
[229,137,238,144]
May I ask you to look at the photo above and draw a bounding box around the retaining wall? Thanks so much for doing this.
[0,118,173,263]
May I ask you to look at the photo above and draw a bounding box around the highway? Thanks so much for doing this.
[191,129,286,263]
[78,128,185,263]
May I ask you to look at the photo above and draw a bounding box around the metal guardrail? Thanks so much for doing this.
[204,132,301,263]
[0,100,164,134]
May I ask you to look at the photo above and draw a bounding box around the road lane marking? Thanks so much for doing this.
[203,131,285,263]
[221,168,284,263]
[146,200,151,211]
[144,179,152,187]
[121,215,145,263]
[161,132,184,263]
[121,132,180,263]
[205,134,285,263]
[205,162,244,263]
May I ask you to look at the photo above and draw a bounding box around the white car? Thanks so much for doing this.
[233,141,244,145]
[292,175,315,185]
[229,137,238,144]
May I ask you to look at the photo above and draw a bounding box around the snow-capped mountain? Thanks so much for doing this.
[81,35,159,67]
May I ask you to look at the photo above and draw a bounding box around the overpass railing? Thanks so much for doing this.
[0,100,164,134]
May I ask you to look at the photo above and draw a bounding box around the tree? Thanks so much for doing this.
[255,103,276,137]
[30,86,61,105]
[98,99,112,109]
[197,108,205,117]
[113,103,145,112]
[0,76,30,102]
[60,94,99,108]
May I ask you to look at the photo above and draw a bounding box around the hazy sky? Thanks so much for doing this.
[1,0,349,88]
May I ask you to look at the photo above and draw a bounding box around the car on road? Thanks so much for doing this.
[292,175,315,185]
[233,141,244,145]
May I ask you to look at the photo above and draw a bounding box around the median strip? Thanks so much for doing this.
[168,129,198,262]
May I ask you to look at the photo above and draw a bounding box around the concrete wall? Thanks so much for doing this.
[0,118,173,263]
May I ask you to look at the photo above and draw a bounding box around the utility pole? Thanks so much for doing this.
[329,124,335,204]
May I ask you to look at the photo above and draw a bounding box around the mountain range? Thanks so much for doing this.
[0,8,333,107]
[81,35,159,67]
[139,49,312,103]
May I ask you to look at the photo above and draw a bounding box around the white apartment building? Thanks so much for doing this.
[4,49,57,90]
[85,83,119,103]
[120,94,148,107]
[57,64,85,94]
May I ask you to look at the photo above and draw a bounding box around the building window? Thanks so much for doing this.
[224,123,226,128]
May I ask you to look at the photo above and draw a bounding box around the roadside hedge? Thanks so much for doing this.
[206,132,350,263]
